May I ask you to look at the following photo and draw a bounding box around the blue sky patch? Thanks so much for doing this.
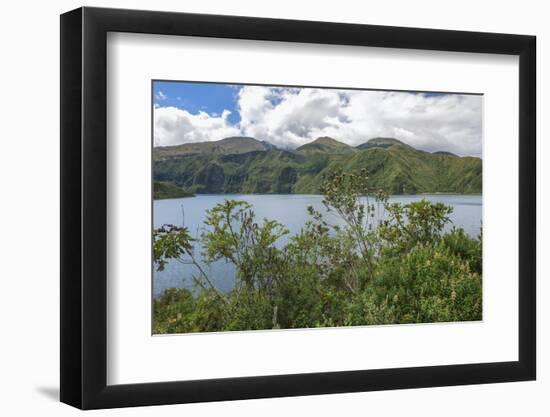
[153,81,241,124]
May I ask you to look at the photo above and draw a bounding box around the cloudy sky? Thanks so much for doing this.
[153,81,482,157]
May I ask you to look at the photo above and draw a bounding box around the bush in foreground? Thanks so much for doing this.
[153,170,482,334]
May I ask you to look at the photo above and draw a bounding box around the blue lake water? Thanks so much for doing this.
[153,194,482,297]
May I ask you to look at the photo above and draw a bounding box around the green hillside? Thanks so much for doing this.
[153,137,482,195]
[153,136,272,160]
[297,136,356,155]
[153,181,194,199]
[356,137,408,150]
[432,151,458,157]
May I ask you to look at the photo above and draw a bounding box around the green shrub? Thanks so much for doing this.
[153,170,482,333]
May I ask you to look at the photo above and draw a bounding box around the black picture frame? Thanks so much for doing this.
[60,6,536,410]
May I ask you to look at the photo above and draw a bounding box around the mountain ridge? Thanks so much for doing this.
[154,136,272,160]
[296,136,356,155]
[356,137,409,150]
[153,136,482,196]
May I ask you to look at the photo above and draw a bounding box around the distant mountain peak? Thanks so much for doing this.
[218,136,259,143]
[311,136,346,146]
[356,137,409,150]
[153,136,272,159]
[296,137,355,154]
[432,150,458,157]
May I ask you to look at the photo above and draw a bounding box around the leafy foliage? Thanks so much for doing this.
[153,225,195,272]
[153,170,482,334]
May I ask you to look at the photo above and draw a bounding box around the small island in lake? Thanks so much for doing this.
[153,181,194,200]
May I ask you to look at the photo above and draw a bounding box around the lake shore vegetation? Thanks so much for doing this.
[153,181,195,200]
[153,170,482,333]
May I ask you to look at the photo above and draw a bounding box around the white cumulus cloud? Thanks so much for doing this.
[154,86,482,156]
[153,107,240,147]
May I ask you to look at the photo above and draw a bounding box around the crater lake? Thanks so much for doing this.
[153,194,482,297]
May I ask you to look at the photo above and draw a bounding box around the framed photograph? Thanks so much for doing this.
[60,7,536,409]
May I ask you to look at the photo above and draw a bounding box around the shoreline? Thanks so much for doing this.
[153,192,482,201]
